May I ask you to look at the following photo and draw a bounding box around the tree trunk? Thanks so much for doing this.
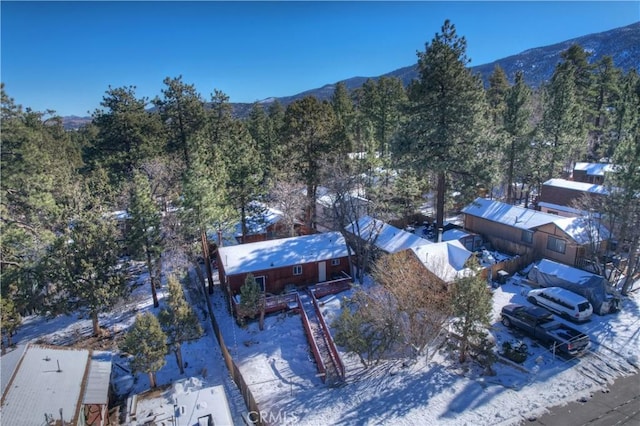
[436,172,446,242]
[145,251,159,308]
[622,234,640,295]
[174,345,184,374]
[91,311,100,336]
[506,140,515,204]
[200,229,215,294]
[148,371,157,388]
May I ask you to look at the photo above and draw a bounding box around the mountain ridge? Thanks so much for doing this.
[64,22,640,128]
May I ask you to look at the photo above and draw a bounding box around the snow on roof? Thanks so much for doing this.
[346,216,430,254]
[553,216,611,245]
[534,258,603,284]
[461,198,559,230]
[83,351,112,405]
[218,231,349,276]
[543,178,609,195]
[170,378,234,426]
[233,205,283,237]
[442,228,472,242]
[0,344,27,396]
[537,201,602,218]
[410,240,473,283]
[1,345,90,426]
[573,162,614,176]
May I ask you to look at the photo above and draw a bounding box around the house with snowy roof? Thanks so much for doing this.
[408,240,475,284]
[217,231,351,295]
[233,203,308,244]
[462,198,611,269]
[344,215,429,255]
[572,162,615,184]
[1,344,112,426]
[537,178,608,217]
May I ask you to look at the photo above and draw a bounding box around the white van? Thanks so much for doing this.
[527,287,593,322]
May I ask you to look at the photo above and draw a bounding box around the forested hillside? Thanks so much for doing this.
[2,20,639,343]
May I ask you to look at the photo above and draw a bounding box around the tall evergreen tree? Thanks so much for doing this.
[154,76,207,169]
[45,210,129,335]
[503,71,533,204]
[607,70,640,295]
[1,87,82,315]
[223,121,265,241]
[540,60,585,180]
[159,275,203,374]
[127,170,164,308]
[487,64,510,127]
[89,85,164,185]
[396,20,492,238]
[590,56,622,160]
[331,81,356,153]
[281,96,338,230]
[358,77,407,160]
[121,312,167,388]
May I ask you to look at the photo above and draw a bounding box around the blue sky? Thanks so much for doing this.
[2,1,639,117]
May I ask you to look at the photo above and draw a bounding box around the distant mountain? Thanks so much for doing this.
[63,22,639,128]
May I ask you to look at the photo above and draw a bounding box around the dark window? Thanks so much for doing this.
[547,236,566,254]
[578,302,590,312]
[331,258,340,266]
[254,276,266,292]
[521,230,534,244]
[293,265,302,275]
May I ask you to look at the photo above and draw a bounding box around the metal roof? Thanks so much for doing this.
[346,215,430,254]
[83,351,112,405]
[1,345,89,426]
[461,198,558,230]
[218,231,349,276]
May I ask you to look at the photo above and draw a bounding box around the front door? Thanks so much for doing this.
[318,261,326,282]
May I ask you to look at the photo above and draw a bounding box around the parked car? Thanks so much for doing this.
[527,287,593,322]
[501,304,591,357]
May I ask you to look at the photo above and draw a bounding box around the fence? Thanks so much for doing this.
[480,251,536,281]
[197,274,265,426]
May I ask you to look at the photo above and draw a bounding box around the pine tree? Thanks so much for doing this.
[396,20,492,238]
[281,96,338,230]
[159,275,203,374]
[607,70,640,295]
[358,77,407,161]
[222,121,265,241]
[154,76,207,169]
[46,210,129,335]
[1,297,21,351]
[1,86,82,315]
[588,56,621,160]
[127,170,164,307]
[121,312,167,388]
[503,71,533,204]
[487,65,510,127]
[89,85,165,185]
[451,267,493,363]
[540,47,589,180]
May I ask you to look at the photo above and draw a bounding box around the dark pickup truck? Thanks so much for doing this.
[501,304,590,357]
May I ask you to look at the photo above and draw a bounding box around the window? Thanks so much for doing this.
[254,276,266,292]
[293,265,302,275]
[547,236,566,254]
[331,258,340,266]
[521,230,534,244]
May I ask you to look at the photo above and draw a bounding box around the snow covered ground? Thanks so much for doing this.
[212,273,639,426]
[5,259,639,426]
